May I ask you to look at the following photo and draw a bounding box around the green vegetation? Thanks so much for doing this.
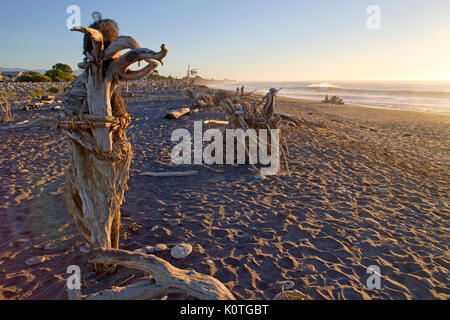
[27,88,48,99]
[17,71,52,83]
[45,64,75,82]
[146,70,174,81]
[0,90,16,99]
[48,86,62,94]
[16,63,75,83]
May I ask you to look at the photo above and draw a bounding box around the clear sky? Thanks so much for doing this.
[1,0,450,81]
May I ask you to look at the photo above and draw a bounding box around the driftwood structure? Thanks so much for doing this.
[2,14,235,300]
[322,94,344,105]
[187,89,214,108]
[62,25,168,255]
[216,88,286,174]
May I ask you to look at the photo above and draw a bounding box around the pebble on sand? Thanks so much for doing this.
[44,243,57,250]
[171,243,193,259]
[26,256,46,266]
[80,244,91,254]
[168,219,180,227]
[378,188,390,194]
[278,280,295,291]
[155,244,168,252]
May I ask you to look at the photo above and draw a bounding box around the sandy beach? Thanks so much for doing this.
[0,80,448,300]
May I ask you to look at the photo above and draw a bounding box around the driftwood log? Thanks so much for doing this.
[141,171,199,177]
[166,108,191,119]
[85,249,235,300]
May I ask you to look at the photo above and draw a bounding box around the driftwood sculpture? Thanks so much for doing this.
[218,88,284,171]
[64,21,168,255]
[322,94,344,105]
[212,88,320,176]
[2,13,235,300]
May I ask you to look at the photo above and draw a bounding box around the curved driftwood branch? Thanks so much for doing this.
[87,249,235,300]
[86,279,170,300]
[118,60,158,81]
[0,118,58,130]
[71,27,104,61]
[107,45,168,80]
[104,36,141,60]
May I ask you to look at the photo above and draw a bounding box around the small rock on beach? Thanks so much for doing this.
[171,243,193,259]
[26,256,46,266]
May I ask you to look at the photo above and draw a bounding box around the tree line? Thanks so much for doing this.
[16,63,75,83]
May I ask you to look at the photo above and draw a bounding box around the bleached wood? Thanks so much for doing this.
[86,249,235,300]
[119,61,158,81]
[103,36,141,60]
[140,171,199,177]
[166,108,191,119]
[107,45,168,81]
[204,120,229,125]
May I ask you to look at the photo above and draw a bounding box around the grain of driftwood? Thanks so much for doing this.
[85,249,235,300]
[140,171,199,177]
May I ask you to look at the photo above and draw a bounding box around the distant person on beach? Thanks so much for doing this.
[241,86,245,95]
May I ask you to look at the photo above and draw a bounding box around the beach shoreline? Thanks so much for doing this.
[0,80,448,300]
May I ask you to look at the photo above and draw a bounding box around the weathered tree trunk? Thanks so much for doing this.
[63,25,168,267]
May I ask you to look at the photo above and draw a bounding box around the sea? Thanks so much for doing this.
[209,81,450,115]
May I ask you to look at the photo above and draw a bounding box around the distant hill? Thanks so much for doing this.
[0,67,47,74]
[0,67,81,76]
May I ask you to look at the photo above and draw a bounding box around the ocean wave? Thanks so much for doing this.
[291,86,450,98]
[308,83,340,89]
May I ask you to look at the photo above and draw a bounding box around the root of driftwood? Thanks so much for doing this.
[140,171,199,177]
[166,108,191,119]
[84,249,235,300]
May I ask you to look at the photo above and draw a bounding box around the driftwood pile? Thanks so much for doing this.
[187,88,214,108]
[322,94,344,105]
[23,95,63,111]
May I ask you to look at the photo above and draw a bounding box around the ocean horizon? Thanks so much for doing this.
[210,81,450,115]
